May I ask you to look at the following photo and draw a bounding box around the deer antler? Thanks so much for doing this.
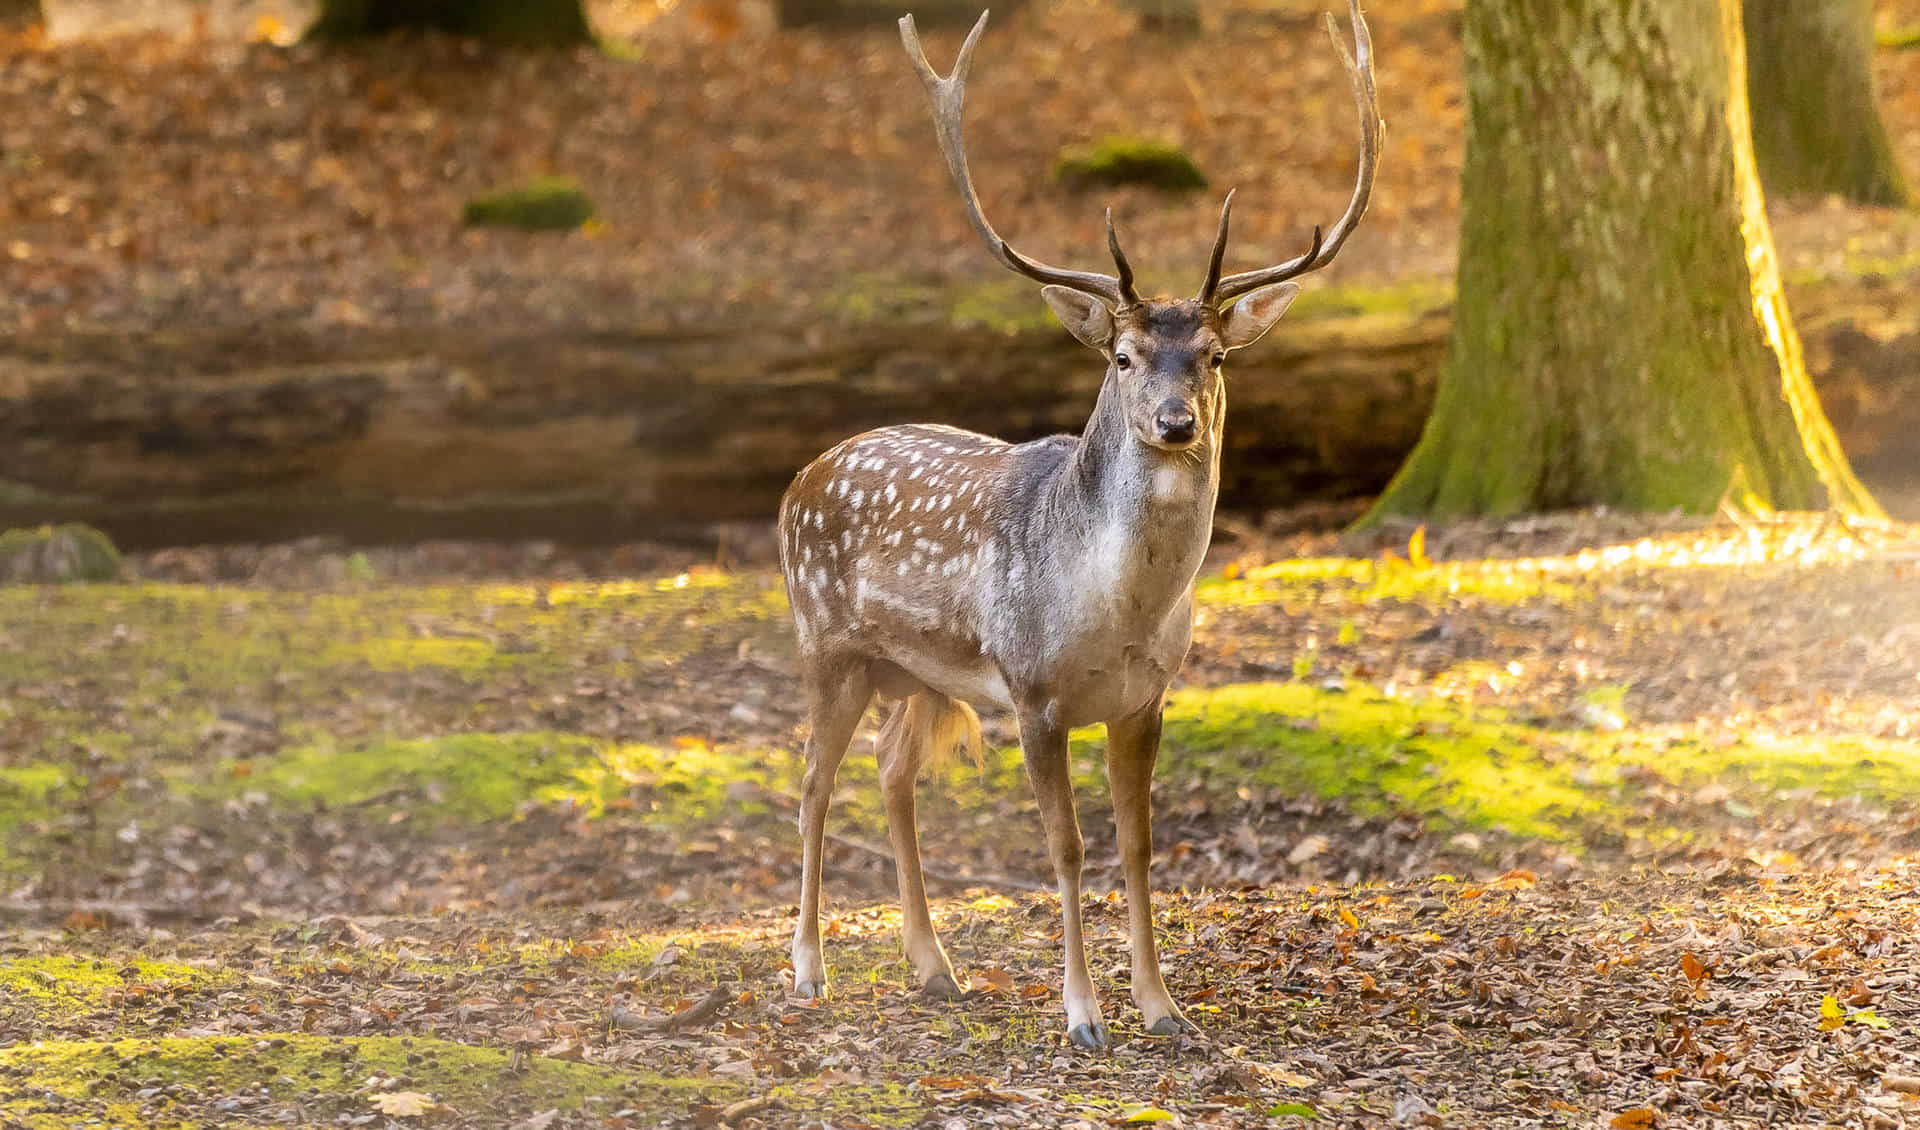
[900,11,1139,308]
[1207,0,1381,306]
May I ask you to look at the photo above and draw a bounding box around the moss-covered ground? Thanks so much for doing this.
[1,514,1916,1126]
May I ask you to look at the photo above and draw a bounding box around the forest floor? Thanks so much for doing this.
[3,512,1919,1128]
[5,5,1920,1128]
[8,0,1920,338]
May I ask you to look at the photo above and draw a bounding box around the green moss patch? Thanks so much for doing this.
[462,176,596,231]
[1055,137,1207,191]
[0,1034,692,1128]
[224,731,807,829]
[1139,681,1920,845]
[1284,277,1455,323]
[0,955,223,1008]
[231,732,598,824]
[1153,683,1606,840]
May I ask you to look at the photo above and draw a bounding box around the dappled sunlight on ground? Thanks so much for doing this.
[2,515,1918,1124]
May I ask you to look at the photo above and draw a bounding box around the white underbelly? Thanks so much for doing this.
[882,642,1015,712]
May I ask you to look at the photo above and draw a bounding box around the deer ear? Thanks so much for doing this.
[1040,285,1114,351]
[1220,282,1301,350]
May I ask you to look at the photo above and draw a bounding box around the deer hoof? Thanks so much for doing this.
[1068,1022,1111,1051]
[1147,1015,1197,1036]
[793,978,828,999]
[922,972,962,1000]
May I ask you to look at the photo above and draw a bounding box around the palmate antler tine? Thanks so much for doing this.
[900,11,1126,307]
[1211,0,1382,305]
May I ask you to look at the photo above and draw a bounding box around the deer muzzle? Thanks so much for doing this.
[1152,398,1199,447]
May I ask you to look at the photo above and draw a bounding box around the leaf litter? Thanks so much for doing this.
[0,510,1916,1126]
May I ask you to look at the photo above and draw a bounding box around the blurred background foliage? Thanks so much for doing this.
[1,0,1918,534]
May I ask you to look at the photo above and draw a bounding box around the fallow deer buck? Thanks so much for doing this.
[778,3,1380,1049]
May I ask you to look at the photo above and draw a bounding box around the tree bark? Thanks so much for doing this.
[1364,0,1880,523]
[0,0,42,31]
[1744,0,1910,206]
[307,0,593,47]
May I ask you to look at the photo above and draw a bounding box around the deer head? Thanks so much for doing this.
[899,3,1380,453]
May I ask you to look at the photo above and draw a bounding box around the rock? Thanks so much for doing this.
[0,523,122,583]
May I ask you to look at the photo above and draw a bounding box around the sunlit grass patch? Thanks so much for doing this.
[0,763,69,834]
[224,731,815,831]
[326,634,513,673]
[1615,729,1920,804]
[1150,682,1606,840]
[1198,556,1578,610]
[0,1034,693,1129]
[1132,682,1920,847]
[0,955,226,1011]
[227,732,597,824]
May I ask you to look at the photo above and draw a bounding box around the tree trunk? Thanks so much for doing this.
[1364,0,1880,523]
[0,0,42,31]
[1744,0,1910,206]
[307,0,593,47]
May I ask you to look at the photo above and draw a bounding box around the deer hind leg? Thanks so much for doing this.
[791,658,872,999]
[1018,702,1107,1050]
[876,691,974,999]
[1106,700,1193,1035]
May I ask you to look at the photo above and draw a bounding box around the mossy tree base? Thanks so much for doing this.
[306,0,593,48]
[1364,0,1882,524]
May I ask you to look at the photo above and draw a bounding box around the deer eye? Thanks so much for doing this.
[1212,352,1226,368]
[1114,352,1132,370]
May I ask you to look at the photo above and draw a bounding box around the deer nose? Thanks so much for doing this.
[1154,399,1197,445]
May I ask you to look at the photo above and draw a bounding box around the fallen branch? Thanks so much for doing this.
[720,1095,783,1125]
[611,985,732,1034]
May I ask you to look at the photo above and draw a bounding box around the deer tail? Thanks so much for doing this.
[878,690,982,774]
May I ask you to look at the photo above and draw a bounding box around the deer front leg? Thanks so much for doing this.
[1018,703,1107,1050]
[791,661,872,999]
[1107,700,1193,1035]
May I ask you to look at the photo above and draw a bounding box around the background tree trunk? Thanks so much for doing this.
[1744,0,1910,206]
[307,0,593,47]
[0,0,42,31]
[1364,0,1880,522]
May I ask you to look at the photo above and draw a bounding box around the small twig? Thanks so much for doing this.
[611,985,732,1033]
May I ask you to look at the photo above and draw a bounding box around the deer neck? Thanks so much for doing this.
[1042,374,1221,611]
